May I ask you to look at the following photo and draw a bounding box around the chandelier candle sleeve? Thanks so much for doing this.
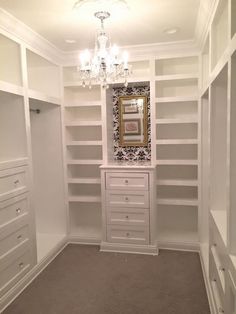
[78,11,131,89]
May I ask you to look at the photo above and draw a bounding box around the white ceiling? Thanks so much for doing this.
[0,0,203,52]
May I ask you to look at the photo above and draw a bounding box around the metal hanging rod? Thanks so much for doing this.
[30,109,40,114]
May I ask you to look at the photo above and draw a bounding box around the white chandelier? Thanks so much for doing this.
[78,11,131,89]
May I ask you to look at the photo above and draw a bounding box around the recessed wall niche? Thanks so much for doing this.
[106,83,151,161]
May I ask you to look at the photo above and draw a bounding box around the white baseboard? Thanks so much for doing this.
[68,235,101,245]
[100,241,159,255]
[157,240,200,252]
[0,237,67,313]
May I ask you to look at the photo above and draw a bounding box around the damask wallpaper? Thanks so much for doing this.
[112,85,151,161]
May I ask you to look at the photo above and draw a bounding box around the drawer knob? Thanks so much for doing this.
[219,266,225,272]
[19,262,24,269]
[14,179,20,185]
[218,307,224,313]
[125,180,129,184]
[126,215,129,219]
[17,235,22,240]
[16,208,21,214]
[125,197,129,202]
[126,232,130,237]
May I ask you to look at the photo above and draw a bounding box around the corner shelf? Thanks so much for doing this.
[156,139,198,145]
[156,179,198,186]
[157,198,198,206]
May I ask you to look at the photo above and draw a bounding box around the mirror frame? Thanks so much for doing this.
[119,95,148,147]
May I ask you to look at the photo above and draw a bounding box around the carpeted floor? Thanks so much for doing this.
[3,245,210,314]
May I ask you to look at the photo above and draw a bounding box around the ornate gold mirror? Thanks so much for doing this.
[119,95,148,146]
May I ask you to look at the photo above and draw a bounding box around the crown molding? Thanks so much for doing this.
[194,0,219,50]
[0,8,63,64]
[61,39,200,66]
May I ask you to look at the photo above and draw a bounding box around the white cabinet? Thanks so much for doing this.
[100,164,158,255]
[0,164,35,299]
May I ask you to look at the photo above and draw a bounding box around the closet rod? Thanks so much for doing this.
[30,109,41,114]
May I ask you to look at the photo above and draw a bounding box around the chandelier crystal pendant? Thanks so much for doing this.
[78,11,131,89]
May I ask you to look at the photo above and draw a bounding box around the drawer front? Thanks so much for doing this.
[210,217,227,271]
[210,258,225,314]
[0,194,29,228]
[0,167,28,201]
[0,249,31,297]
[107,225,149,245]
[210,247,226,294]
[106,172,149,190]
[0,225,30,258]
[107,209,149,226]
[106,190,149,208]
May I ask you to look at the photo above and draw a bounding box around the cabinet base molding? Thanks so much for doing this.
[0,238,67,313]
[100,241,159,255]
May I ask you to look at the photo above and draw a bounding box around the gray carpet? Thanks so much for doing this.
[3,245,210,314]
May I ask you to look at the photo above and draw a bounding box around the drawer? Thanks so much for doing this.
[106,172,149,190]
[0,247,31,297]
[0,194,29,227]
[210,247,226,293]
[107,208,149,226]
[210,252,225,313]
[107,225,149,245]
[0,212,28,241]
[106,190,149,208]
[0,224,30,258]
[0,167,29,202]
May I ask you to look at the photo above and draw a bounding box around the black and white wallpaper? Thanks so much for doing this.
[113,85,151,161]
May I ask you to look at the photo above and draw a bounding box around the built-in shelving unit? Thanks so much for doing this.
[154,55,199,249]
[210,65,228,245]
[63,72,103,243]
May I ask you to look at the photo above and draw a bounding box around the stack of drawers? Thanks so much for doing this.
[100,165,158,254]
[209,216,227,313]
[0,164,34,298]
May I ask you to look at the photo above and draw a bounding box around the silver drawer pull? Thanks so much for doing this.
[126,232,130,237]
[14,179,20,185]
[213,243,217,247]
[17,235,22,240]
[16,208,21,214]
[219,266,225,272]
[125,197,129,202]
[19,262,24,269]
[125,180,129,184]
[126,215,129,219]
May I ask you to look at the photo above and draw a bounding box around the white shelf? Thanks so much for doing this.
[211,210,227,246]
[156,117,198,124]
[0,80,24,96]
[156,179,198,186]
[66,141,102,146]
[64,101,101,107]
[67,159,102,165]
[155,73,198,81]
[64,81,100,87]
[68,196,101,202]
[28,89,60,105]
[65,121,102,126]
[67,178,101,184]
[156,139,198,145]
[155,96,198,103]
[157,198,198,206]
[36,233,66,262]
[156,159,198,165]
